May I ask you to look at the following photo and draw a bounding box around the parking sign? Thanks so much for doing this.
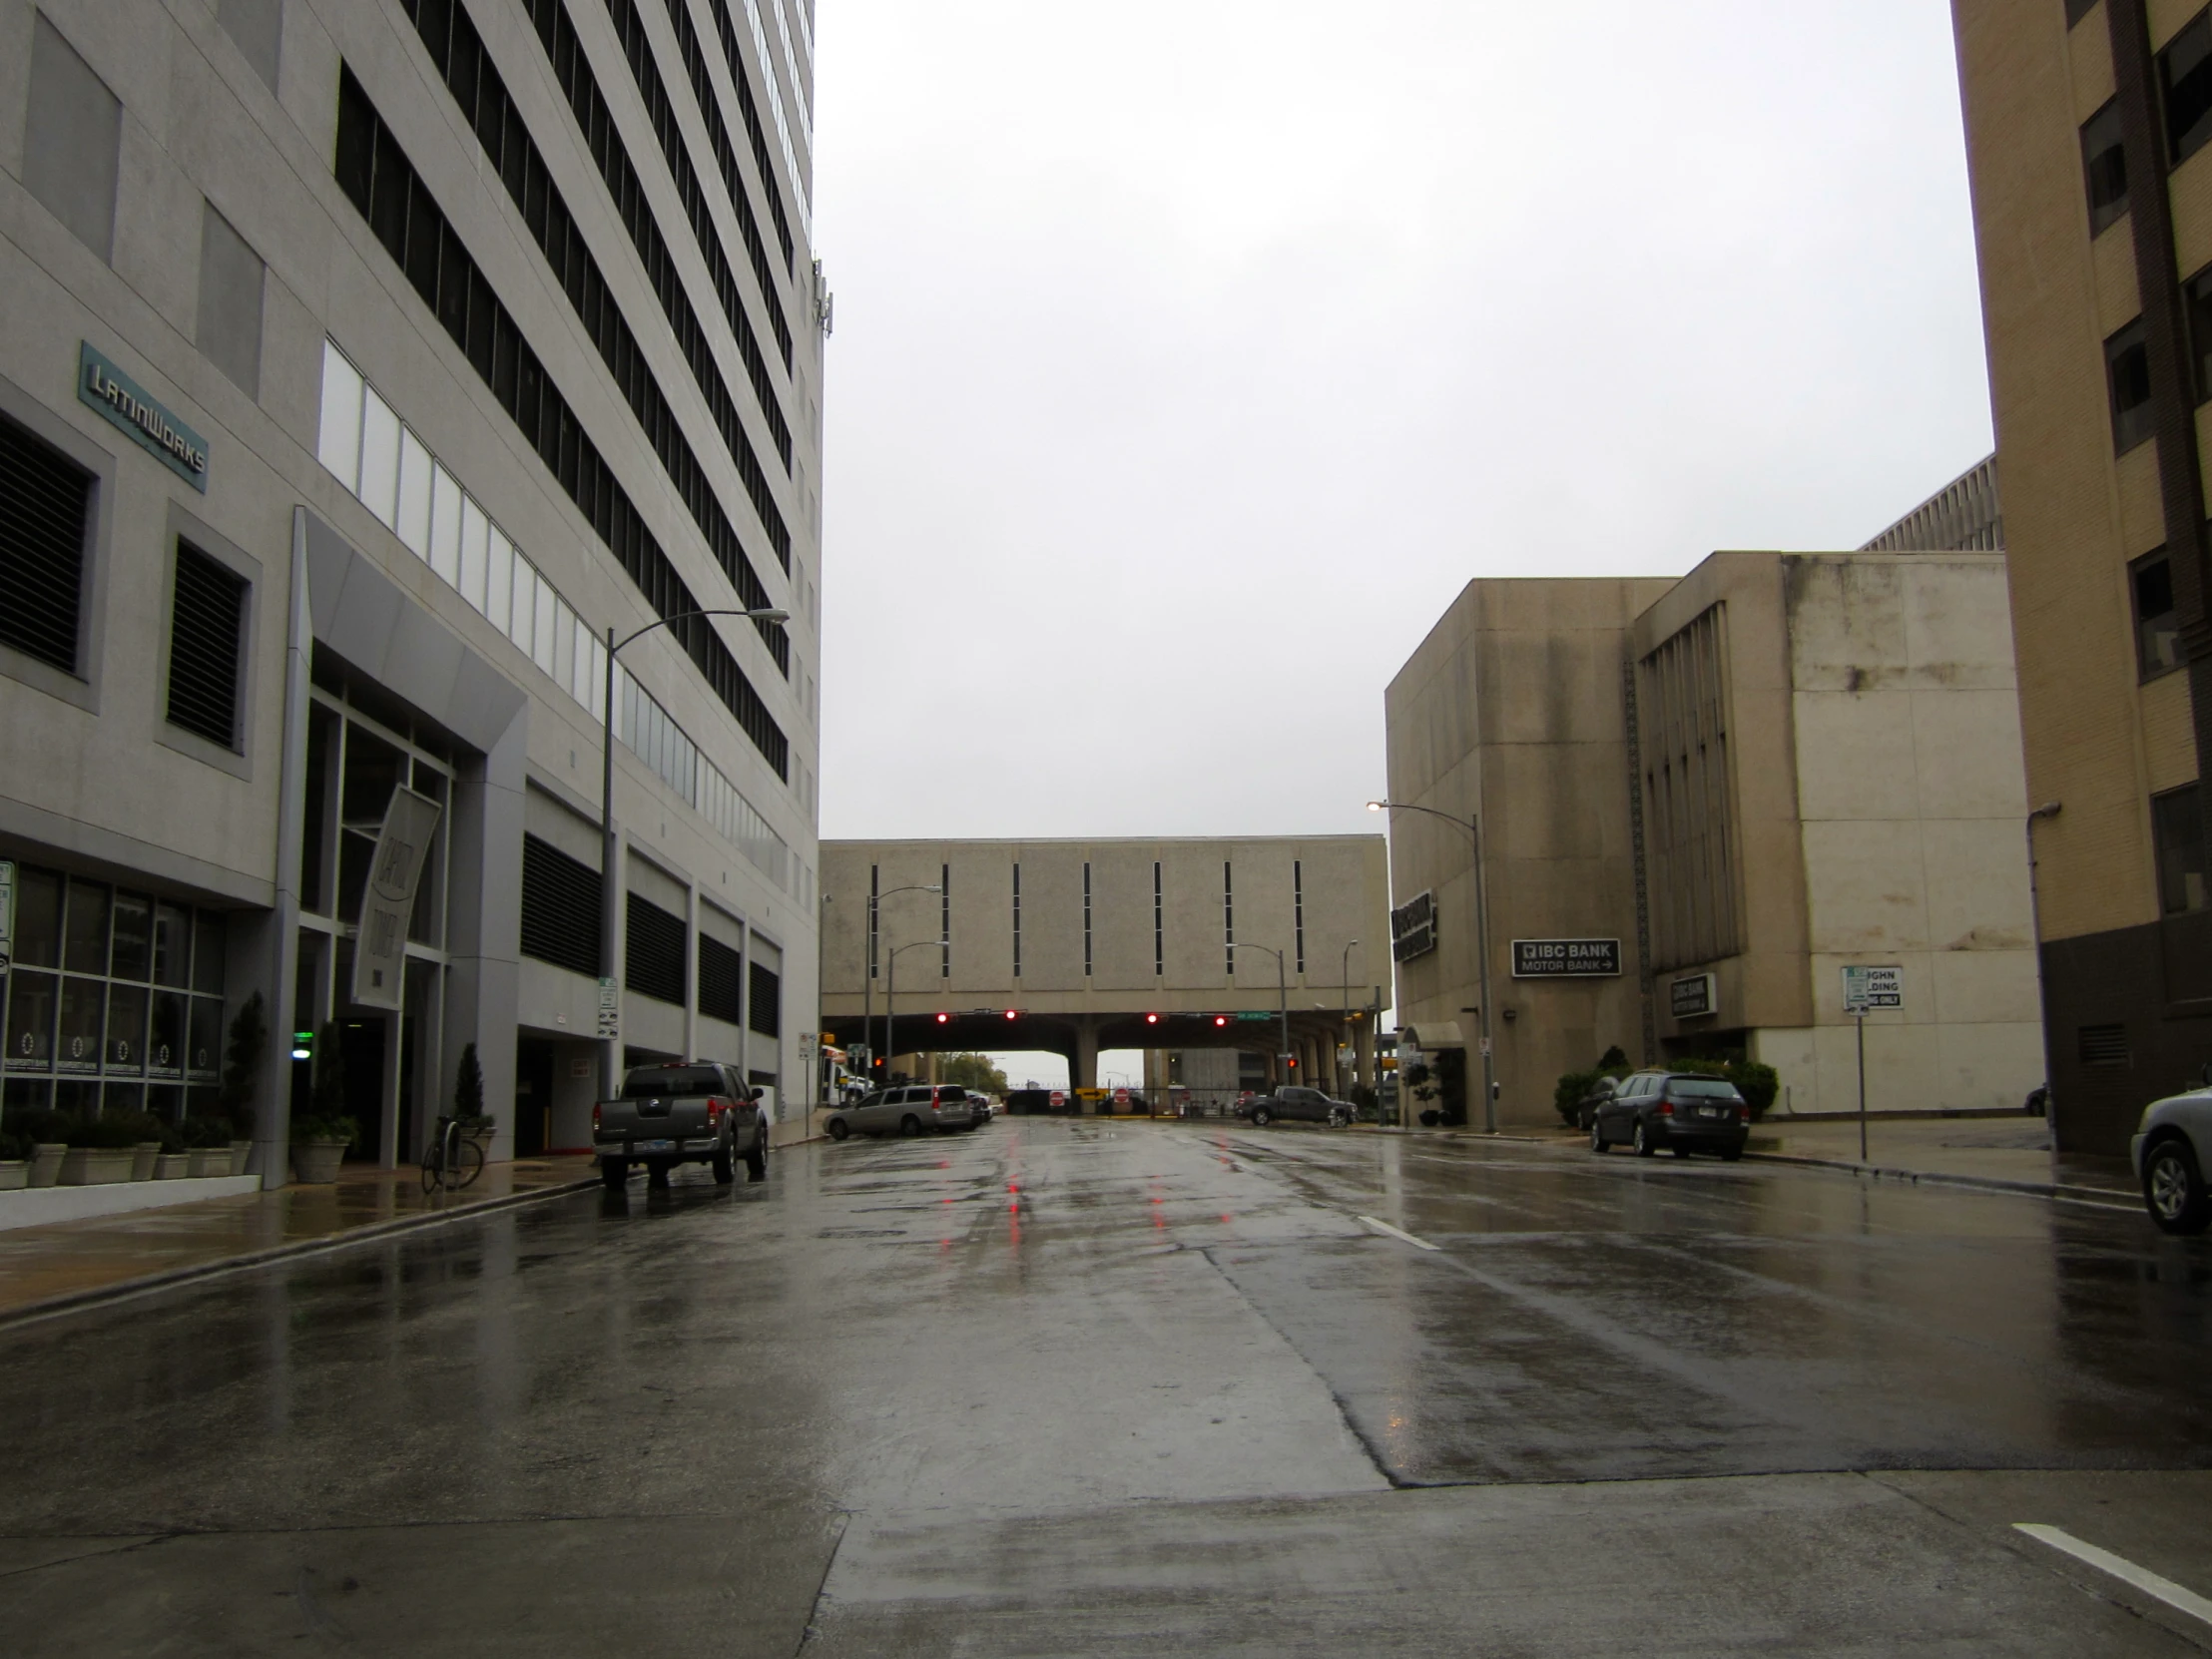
[1842,965,1903,1014]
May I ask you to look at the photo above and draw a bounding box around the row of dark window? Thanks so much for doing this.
[511,0,795,425]
[564,0,796,370]
[521,835,777,1033]
[400,0,795,561]
[334,68,789,780]
[0,414,248,750]
[2098,265,2212,457]
[364,30,793,611]
[689,0,796,273]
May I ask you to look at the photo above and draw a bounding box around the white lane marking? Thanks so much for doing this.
[1358,1215,1439,1252]
[2015,1524,2212,1628]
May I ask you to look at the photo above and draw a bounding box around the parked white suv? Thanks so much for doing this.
[824,1084,976,1140]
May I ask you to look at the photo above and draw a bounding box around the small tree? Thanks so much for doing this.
[218,991,266,1137]
[935,1052,1010,1095]
[454,1042,490,1127]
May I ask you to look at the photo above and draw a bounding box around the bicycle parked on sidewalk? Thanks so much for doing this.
[421,1113,485,1193]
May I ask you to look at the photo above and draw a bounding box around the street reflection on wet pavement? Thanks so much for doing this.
[2,1120,2210,1655]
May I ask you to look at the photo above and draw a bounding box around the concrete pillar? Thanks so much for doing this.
[377,1009,403,1169]
[682,881,700,1062]
[442,708,526,1165]
[1073,1019,1099,1096]
[1355,1019,1376,1094]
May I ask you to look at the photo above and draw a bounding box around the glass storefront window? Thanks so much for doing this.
[5,972,56,1072]
[111,893,152,981]
[187,998,222,1082]
[149,993,185,1080]
[104,1081,144,1117]
[56,979,103,1074]
[106,983,147,1074]
[63,881,110,974]
[154,903,192,989]
[15,870,60,968]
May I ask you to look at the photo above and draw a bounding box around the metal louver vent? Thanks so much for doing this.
[699,934,744,1025]
[166,541,246,749]
[519,834,602,977]
[0,414,92,674]
[2077,1024,2131,1068]
[626,892,687,1006]
[749,961,781,1038]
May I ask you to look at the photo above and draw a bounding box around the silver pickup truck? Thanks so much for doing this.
[594,1061,768,1188]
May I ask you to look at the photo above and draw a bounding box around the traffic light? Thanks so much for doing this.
[935,1012,950,1025]
[290,1030,313,1061]
[1003,1009,1020,1021]
[1213,1015,1229,1028]
[1144,1013,1160,1026]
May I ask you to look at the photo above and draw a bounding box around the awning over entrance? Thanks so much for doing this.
[1399,1021,1465,1048]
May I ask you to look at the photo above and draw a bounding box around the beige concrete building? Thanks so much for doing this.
[1949,0,2212,1151]
[1382,550,2044,1128]
[820,838,1390,1103]
[0,0,824,1179]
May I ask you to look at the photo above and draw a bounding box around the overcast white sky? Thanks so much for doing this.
[810,0,1991,853]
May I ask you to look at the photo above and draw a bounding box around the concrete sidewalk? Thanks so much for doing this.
[1745,1115,2136,1205]
[0,1157,599,1325]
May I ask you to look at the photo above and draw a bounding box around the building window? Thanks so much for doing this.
[166,542,248,751]
[2107,320,2155,454]
[626,893,688,1006]
[2066,0,2099,25]
[1083,862,1093,977]
[519,834,602,977]
[868,863,878,979]
[23,15,121,263]
[750,962,781,1038]
[2081,99,2128,237]
[197,202,266,397]
[1,864,229,1124]
[2162,11,2212,167]
[1011,863,1021,978]
[218,0,281,90]
[698,934,745,1025]
[1153,861,1164,976]
[2153,785,2208,914]
[0,414,93,677]
[1294,860,1306,975]
[941,863,951,978]
[2132,551,2182,679]
[1223,861,1236,976]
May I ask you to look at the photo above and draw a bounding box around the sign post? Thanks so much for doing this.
[1841,966,1904,1163]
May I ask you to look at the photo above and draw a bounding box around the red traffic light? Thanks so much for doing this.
[1144,1013,1160,1025]
[1213,1015,1229,1027]
[935,1012,949,1024]
[1004,1009,1019,1021]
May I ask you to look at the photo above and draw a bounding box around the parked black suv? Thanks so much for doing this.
[1590,1070,1749,1159]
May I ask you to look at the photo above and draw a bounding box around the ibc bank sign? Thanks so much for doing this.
[1510,938,1622,978]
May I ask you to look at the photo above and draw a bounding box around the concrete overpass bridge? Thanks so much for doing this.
[820,837,1390,1099]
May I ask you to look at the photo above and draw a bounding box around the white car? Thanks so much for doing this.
[2132,1088,2212,1235]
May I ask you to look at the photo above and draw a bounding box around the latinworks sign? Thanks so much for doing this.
[78,342,209,490]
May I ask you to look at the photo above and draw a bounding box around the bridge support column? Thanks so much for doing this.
[1073,1018,1099,1102]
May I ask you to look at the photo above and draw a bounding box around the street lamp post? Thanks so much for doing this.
[599,607,787,1098]
[883,938,940,1084]
[1370,799,1496,1134]
[1230,941,1292,1088]
[864,884,941,1083]
[1340,938,1361,1096]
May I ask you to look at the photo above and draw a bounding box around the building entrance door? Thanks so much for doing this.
[514,1038,555,1157]
[338,1018,386,1161]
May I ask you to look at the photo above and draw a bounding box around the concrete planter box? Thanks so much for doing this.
[231,1140,255,1177]
[0,1162,26,1192]
[60,1149,134,1186]
[289,1138,348,1185]
[154,1153,193,1180]
[186,1148,233,1178]
[29,1144,65,1188]
[131,1142,161,1182]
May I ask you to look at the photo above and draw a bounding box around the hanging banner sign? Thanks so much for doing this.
[349,788,442,1011]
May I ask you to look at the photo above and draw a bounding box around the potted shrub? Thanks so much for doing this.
[59,1115,142,1185]
[154,1121,193,1181]
[220,993,265,1177]
[0,1129,30,1191]
[453,1044,495,1160]
[184,1116,235,1178]
[116,1112,166,1182]
[289,1021,357,1184]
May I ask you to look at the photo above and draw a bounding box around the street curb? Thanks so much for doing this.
[0,1172,602,1332]
[1739,1150,2137,1208]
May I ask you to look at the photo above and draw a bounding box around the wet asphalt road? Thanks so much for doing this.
[3,1119,2212,1655]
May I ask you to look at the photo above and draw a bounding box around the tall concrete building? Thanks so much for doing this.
[0,0,825,1180]
[1382,545,2043,1130]
[1950,0,2212,1151]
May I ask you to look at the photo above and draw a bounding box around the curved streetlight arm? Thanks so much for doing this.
[883,937,944,1086]
[610,606,790,658]
[1368,798,1495,1133]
